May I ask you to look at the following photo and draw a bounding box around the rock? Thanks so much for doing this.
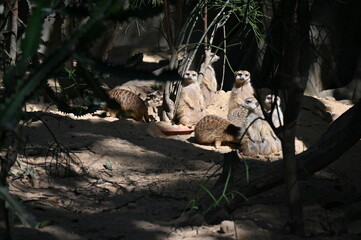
[127,202,137,209]
[348,220,361,234]
[220,220,272,240]
[219,220,234,234]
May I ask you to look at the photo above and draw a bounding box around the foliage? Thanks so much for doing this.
[0,0,165,137]
[186,160,249,216]
[0,1,164,238]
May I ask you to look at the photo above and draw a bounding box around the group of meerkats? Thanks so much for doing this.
[103,54,284,156]
[176,65,283,156]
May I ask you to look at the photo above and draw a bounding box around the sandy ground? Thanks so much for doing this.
[1,87,361,240]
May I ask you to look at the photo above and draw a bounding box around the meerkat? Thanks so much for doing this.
[227,70,255,127]
[264,94,284,128]
[240,97,282,156]
[195,115,242,148]
[227,106,249,128]
[199,53,220,107]
[175,70,205,127]
[105,88,148,121]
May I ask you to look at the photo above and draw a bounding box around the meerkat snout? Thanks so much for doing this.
[264,94,281,110]
[241,97,259,109]
[264,94,283,128]
[184,70,198,82]
[235,70,251,83]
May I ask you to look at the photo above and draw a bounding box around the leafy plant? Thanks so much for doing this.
[186,161,249,217]
[0,1,164,238]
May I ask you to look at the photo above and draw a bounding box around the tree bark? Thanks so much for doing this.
[274,0,310,234]
[192,99,361,225]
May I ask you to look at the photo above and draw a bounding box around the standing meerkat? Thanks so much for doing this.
[195,115,242,149]
[199,53,220,107]
[106,88,148,121]
[264,94,284,128]
[175,70,205,127]
[227,70,255,127]
[240,97,281,156]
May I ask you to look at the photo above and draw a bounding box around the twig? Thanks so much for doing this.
[6,0,26,27]
[9,0,18,65]
[187,0,230,78]
[220,23,226,90]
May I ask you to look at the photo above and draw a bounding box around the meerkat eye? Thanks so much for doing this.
[192,74,196,77]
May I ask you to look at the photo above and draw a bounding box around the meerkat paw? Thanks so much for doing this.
[179,116,190,127]
[214,139,222,149]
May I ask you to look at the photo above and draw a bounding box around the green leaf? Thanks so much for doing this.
[230,191,248,201]
[38,219,54,229]
[104,159,113,170]
[0,0,116,133]
[199,184,219,206]
[4,0,51,93]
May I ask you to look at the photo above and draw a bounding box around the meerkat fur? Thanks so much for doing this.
[240,97,282,155]
[175,70,205,127]
[200,53,220,107]
[106,88,148,121]
[264,94,284,128]
[195,115,241,148]
[227,70,255,126]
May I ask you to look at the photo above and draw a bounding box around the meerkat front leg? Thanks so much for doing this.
[179,115,191,127]
[214,138,222,149]
[202,80,213,92]
[199,97,205,111]
[183,95,195,110]
[247,125,262,142]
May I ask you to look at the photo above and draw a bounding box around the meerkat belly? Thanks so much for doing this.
[176,88,204,126]
[229,87,253,107]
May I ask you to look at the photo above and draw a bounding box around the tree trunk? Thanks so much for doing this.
[191,99,361,225]
[273,0,309,234]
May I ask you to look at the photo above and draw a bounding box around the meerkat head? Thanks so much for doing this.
[234,70,251,85]
[264,94,281,111]
[209,53,220,64]
[241,97,260,111]
[183,70,198,85]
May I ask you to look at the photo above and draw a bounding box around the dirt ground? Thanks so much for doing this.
[1,86,361,240]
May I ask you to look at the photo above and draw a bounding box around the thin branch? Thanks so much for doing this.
[220,24,226,90]
[6,0,26,27]
[9,0,18,65]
